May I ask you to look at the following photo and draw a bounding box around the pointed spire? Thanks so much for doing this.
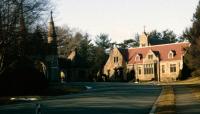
[46,11,59,81]
[48,11,56,43]
[139,27,149,47]
[143,25,146,33]
[50,10,53,23]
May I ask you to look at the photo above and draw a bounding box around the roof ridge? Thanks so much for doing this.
[128,42,189,50]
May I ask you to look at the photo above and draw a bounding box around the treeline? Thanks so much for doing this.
[56,26,187,81]
[56,26,111,81]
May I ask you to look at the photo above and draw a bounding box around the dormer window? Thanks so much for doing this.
[169,53,173,58]
[135,55,141,61]
[135,54,142,61]
[168,50,176,59]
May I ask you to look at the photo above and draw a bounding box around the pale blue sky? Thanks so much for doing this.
[53,0,199,43]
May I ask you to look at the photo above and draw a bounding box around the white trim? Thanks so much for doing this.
[135,54,141,61]
[168,50,174,59]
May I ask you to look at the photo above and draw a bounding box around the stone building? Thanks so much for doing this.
[103,33,190,82]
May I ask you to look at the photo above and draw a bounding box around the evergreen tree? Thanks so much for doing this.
[94,33,112,81]
[118,39,138,49]
[148,29,177,45]
[95,33,111,50]
[183,1,200,76]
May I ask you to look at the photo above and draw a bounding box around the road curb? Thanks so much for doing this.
[149,86,175,114]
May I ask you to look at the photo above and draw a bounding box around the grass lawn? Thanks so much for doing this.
[156,86,176,114]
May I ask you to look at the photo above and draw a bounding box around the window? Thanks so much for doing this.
[170,64,176,73]
[144,64,154,74]
[114,57,118,63]
[169,53,173,58]
[148,54,153,60]
[162,65,165,73]
[135,55,141,61]
[138,67,141,75]
[168,51,176,59]
[107,70,110,76]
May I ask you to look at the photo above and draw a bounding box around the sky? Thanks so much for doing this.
[53,0,199,43]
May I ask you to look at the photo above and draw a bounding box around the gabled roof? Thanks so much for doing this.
[127,42,190,64]
[67,51,76,61]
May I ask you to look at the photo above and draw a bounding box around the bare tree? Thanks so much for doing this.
[0,0,52,74]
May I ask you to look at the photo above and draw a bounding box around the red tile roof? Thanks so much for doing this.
[127,42,190,64]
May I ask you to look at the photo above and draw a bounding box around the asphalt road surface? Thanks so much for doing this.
[0,82,161,114]
[175,85,200,114]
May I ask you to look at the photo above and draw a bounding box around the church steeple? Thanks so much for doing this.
[48,11,56,44]
[46,11,59,82]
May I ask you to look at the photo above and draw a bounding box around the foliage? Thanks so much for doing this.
[95,33,111,49]
[94,33,112,81]
[56,30,113,81]
[0,0,51,74]
[118,39,138,49]
[56,26,76,56]
[148,29,177,45]
[177,61,192,80]
[0,0,52,94]
[0,57,48,95]
[117,34,139,49]
[27,26,47,57]
[183,1,200,76]
[75,33,94,68]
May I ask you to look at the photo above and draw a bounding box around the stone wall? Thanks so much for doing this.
[159,60,182,82]
[103,48,126,79]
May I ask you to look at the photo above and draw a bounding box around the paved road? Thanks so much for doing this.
[0,83,161,114]
[175,85,200,114]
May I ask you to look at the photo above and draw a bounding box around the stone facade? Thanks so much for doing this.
[103,33,190,82]
[103,48,127,80]
[159,60,182,82]
[139,32,149,47]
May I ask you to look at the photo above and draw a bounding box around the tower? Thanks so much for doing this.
[139,32,149,47]
[46,11,59,81]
